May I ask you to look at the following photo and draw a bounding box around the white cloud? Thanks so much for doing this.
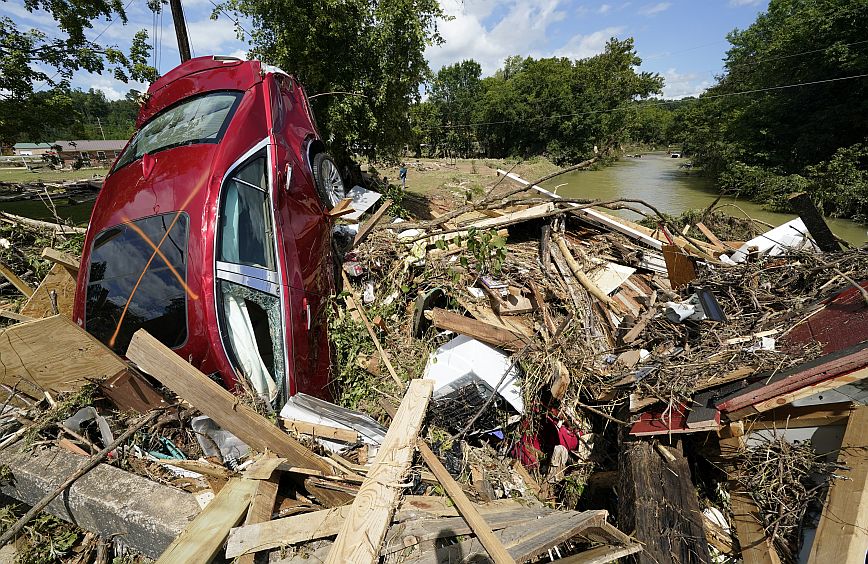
[186,17,245,55]
[638,2,671,16]
[660,68,712,99]
[598,4,612,14]
[426,0,569,75]
[89,77,133,101]
[554,26,624,60]
[0,2,57,29]
[729,0,763,5]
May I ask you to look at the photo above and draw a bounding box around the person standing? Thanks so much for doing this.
[399,163,408,189]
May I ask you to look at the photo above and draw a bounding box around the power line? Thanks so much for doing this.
[420,72,868,131]
[207,0,252,40]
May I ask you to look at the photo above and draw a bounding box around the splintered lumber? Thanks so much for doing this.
[747,402,852,430]
[40,247,80,274]
[0,259,34,297]
[808,406,868,564]
[0,409,162,549]
[553,236,614,307]
[787,192,841,252]
[325,379,433,564]
[555,543,644,563]
[280,418,359,443]
[341,271,402,386]
[126,330,334,476]
[156,477,258,564]
[618,439,711,564]
[19,263,77,318]
[0,315,128,404]
[380,401,515,564]
[353,200,392,247]
[429,307,528,351]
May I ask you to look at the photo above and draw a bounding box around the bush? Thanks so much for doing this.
[806,142,868,222]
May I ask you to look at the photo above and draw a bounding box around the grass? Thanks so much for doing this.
[0,167,109,184]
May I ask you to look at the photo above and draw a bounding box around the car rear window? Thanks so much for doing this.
[85,213,190,354]
[113,91,242,171]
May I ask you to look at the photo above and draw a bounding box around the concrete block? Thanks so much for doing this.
[1,447,200,559]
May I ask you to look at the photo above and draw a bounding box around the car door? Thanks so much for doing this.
[214,140,292,404]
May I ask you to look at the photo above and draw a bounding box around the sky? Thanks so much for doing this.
[3,0,769,101]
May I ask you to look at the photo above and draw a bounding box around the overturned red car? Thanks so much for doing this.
[73,56,346,404]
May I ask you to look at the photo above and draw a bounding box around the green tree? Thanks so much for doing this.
[0,0,156,143]
[227,0,444,163]
[429,60,483,157]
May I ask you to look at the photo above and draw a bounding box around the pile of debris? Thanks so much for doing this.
[0,164,866,564]
[0,178,103,205]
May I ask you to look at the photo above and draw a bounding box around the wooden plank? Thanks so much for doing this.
[695,222,727,251]
[454,297,534,337]
[729,367,868,420]
[380,398,514,564]
[126,330,335,477]
[325,197,355,218]
[808,406,868,564]
[0,259,34,297]
[325,379,433,564]
[0,315,128,403]
[621,291,657,344]
[19,263,77,318]
[429,307,529,351]
[280,418,359,443]
[227,506,352,558]
[40,247,80,274]
[554,235,615,307]
[353,200,392,248]
[556,543,644,564]
[466,202,556,230]
[237,473,280,564]
[0,310,36,322]
[156,477,257,564]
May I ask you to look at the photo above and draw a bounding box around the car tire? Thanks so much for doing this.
[312,153,346,210]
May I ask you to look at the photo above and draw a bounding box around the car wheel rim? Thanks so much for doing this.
[322,159,344,207]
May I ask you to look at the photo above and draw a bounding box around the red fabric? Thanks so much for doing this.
[512,407,580,468]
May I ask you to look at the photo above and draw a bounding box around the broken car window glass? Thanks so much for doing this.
[114,91,242,171]
[217,152,276,270]
[86,213,189,354]
[218,280,284,403]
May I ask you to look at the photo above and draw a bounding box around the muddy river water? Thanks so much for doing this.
[543,152,867,246]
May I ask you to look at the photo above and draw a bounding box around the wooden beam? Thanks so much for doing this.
[40,247,80,275]
[227,506,352,558]
[0,259,34,297]
[808,406,868,564]
[325,379,433,564]
[20,262,77,318]
[280,418,360,443]
[466,202,556,230]
[126,330,335,477]
[0,310,36,322]
[746,402,852,430]
[428,307,528,351]
[380,400,515,564]
[353,200,392,248]
[156,477,257,564]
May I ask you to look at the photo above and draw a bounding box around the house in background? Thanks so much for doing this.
[13,143,53,156]
[53,140,128,164]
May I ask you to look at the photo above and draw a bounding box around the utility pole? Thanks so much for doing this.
[168,0,192,62]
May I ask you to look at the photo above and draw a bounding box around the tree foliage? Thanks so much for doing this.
[676,0,868,220]
[0,0,156,144]
[227,0,444,163]
[413,38,663,163]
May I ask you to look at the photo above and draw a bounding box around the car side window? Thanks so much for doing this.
[217,152,275,270]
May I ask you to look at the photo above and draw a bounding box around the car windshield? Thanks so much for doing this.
[85,213,190,354]
[113,91,242,171]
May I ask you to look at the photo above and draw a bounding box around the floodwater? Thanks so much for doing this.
[0,197,94,226]
[544,152,867,246]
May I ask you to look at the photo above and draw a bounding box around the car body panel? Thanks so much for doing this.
[73,56,334,402]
